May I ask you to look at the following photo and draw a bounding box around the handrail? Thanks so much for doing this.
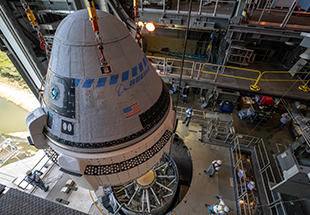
[146,55,310,92]
[201,63,261,84]
[201,70,258,81]
[249,71,310,91]
[299,79,310,92]
[139,0,236,18]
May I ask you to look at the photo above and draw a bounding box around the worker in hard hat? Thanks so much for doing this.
[205,195,230,214]
[204,160,222,177]
[182,108,194,127]
[25,170,49,192]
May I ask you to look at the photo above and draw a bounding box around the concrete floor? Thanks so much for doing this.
[167,121,237,215]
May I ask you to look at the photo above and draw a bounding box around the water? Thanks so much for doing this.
[0,97,29,133]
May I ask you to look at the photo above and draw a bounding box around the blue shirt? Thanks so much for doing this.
[280,113,290,124]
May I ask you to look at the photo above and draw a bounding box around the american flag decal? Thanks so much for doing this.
[123,103,141,118]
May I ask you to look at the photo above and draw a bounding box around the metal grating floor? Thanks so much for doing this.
[0,187,88,215]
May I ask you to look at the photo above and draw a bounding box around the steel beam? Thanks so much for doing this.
[227,24,303,42]
[0,3,44,94]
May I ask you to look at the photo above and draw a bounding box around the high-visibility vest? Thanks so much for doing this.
[214,204,225,213]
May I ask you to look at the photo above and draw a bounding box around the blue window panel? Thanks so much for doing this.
[96,77,107,87]
[130,79,135,86]
[141,73,144,79]
[82,79,94,88]
[136,76,140,83]
[109,74,119,85]
[139,62,143,73]
[132,66,137,77]
[75,79,81,88]
[143,57,147,67]
[122,70,129,82]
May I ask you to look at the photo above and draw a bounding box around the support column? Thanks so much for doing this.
[280,0,300,28]
[230,0,248,24]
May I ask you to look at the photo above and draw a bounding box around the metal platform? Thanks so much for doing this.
[0,186,88,215]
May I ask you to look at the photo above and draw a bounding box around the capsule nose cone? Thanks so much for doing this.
[44,9,170,152]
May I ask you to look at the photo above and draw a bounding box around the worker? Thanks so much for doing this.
[205,195,230,214]
[169,81,177,94]
[182,85,190,103]
[275,113,291,130]
[236,169,246,183]
[25,170,49,192]
[247,181,255,191]
[204,160,222,177]
[182,108,194,127]
[240,180,255,194]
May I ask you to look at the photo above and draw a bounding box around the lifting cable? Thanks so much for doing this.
[133,0,142,45]
[20,0,50,60]
[87,0,108,68]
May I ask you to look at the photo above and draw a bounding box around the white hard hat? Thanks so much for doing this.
[224,206,230,212]
[26,170,32,176]
[217,160,222,165]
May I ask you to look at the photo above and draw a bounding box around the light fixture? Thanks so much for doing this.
[145,22,155,32]
[137,21,144,27]
[285,42,295,46]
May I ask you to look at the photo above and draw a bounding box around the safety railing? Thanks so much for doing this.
[249,71,310,92]
[194,113,286,215]
[255,0,307,28]
[166,57,197,79]
[200,63,261,84]
[139,0,236,18]
[231,136,255,215]
[146,55,310,93]
[17,153,54,191]
[253,139,287,215]
[231,135,286,215]
[205,119,235,143]
[176,106,206,122]
[235,134,262,148]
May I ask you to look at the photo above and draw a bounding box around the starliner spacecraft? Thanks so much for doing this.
[26,9,176,191]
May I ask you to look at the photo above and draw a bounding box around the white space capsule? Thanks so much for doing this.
[26,9,176,190]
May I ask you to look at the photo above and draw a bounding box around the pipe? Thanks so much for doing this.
[175,0,193,109]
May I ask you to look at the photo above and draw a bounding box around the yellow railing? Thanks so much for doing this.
[250,71,310,92]
[201,63,260,82]
[200,63,310,92]
[299,79,310,92]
